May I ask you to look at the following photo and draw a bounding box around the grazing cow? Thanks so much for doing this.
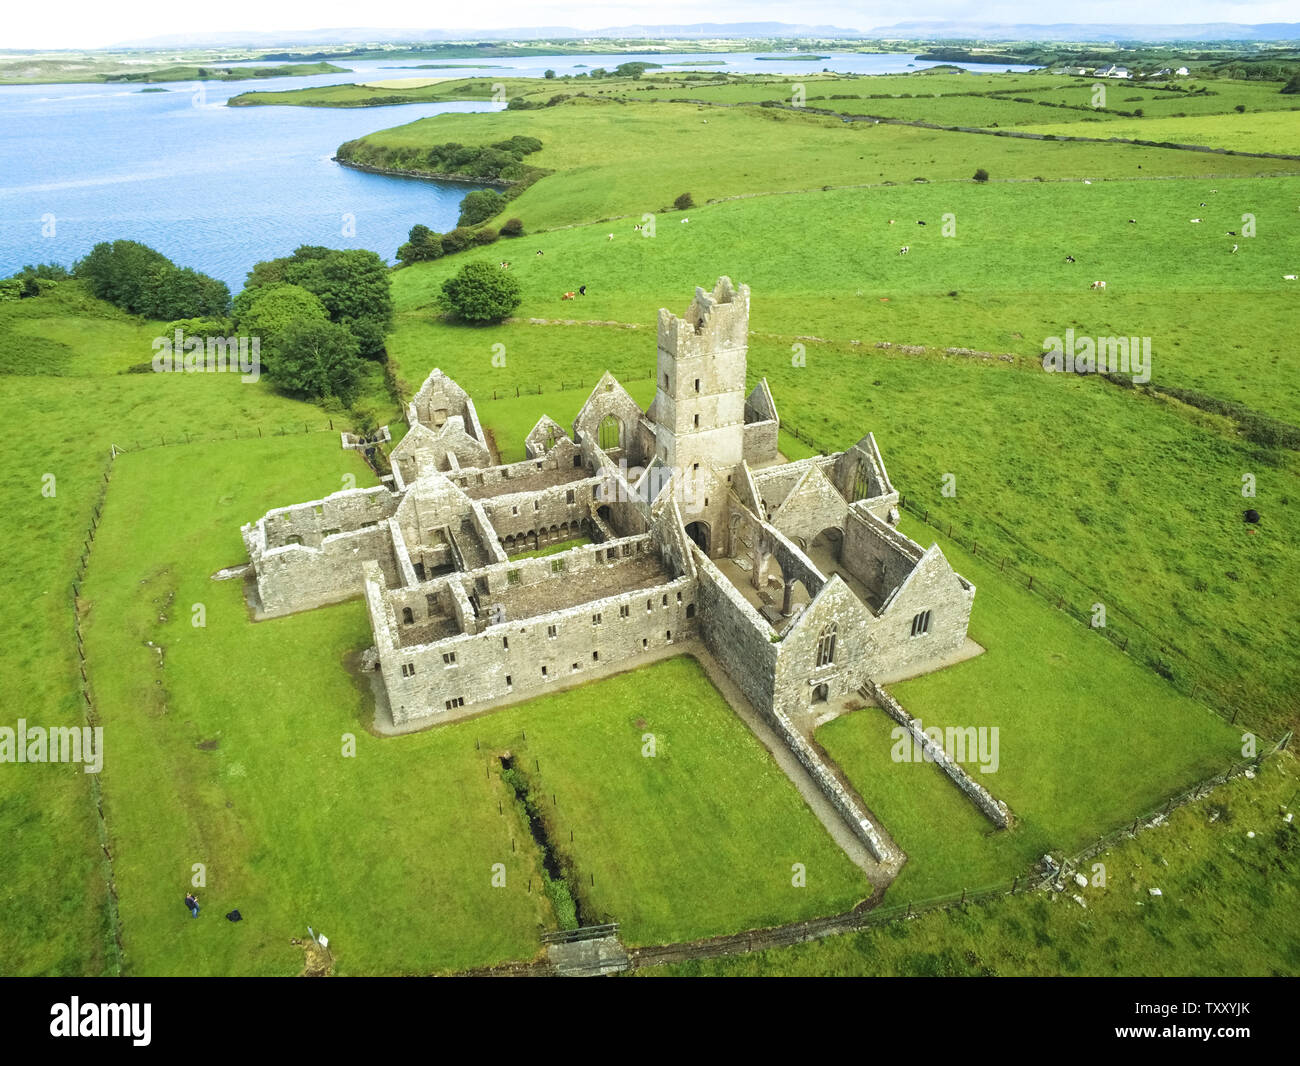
[1090,280,1107,290]
[680,218,690,224]
[607,233,614,240]
[1200,202,1206,207]
[888,219,896,225]
[536,250,544,256]
[1065,255,1076,263]
[1227,230,1237,236]
[1231,245,1239,254]
[916,220,926,226]
[578,285,586,296]
[1284,275,1298,281]
[561,292,576,301]
[1083,180,1092,185]
[1128,218,1137,224]
[898,246,910,255]
[1190,218,1202,223]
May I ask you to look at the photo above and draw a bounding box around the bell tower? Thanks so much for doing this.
[653,277,750,475]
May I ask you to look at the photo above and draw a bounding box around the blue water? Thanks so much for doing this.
[0,53,1038,292]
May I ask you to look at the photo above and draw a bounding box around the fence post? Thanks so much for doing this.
[1028,575,1034,591]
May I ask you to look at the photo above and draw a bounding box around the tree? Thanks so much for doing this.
[76,239,171,311]
[441,227,475,254]
[673,192,694,211]
[1282,74,1300,94]
[233,283,329,358]
[440,261,522,323]
[973,168,990,182]
[75,240,229,318]
[544,69,556,79]
[500,217,524,237]
[1234,103,1246,113]
[264,319,363,404]
[397,224,445,265]
[275,249,392,358]
[458,189,508,227]
[138,266,231,321]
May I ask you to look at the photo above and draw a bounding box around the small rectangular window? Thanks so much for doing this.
[566,489,575,504]
[620,605,630,618]
[548,625,557,638]
[542,665,548,677]
[551,559,565,573]
[443,652,457,666]
[592,613,602,626]
[507,569,521,585]
[910,610,932,637]
[502,636,509,650]
[506,675,512,688]
[694,378,700,392]
[592,650,599,661]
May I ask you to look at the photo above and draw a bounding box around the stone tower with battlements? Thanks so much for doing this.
[652,276,750,475]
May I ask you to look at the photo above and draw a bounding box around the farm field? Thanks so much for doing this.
[1026,110,1300,154]
[334,100,1300,236]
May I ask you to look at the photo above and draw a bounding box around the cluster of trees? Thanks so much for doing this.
[397,215,524,266]
[74,240,230,320]
[338,134,542,182]
[0,262,71,300]
[232,246,393,404]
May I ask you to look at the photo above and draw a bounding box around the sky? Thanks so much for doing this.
[1,1,1295,51]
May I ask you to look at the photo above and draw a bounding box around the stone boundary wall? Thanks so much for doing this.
[765,706,894,862]
[692,547,891,861]
[864,679,1013,829]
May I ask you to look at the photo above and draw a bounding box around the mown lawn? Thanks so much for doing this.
[470,656,872,946]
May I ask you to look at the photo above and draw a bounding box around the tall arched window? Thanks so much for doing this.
[852,460,872,502]
[598,414,621,450]
[815,623,837,667]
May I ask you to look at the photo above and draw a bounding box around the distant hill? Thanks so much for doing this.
[111,21,1300,50]
[112,23,867,49]
[871,22,1300,43]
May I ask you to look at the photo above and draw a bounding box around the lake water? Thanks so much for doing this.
[0,53,1037,291]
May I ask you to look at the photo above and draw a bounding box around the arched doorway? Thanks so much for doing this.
[812,526,844,565]
[812,683,829,704]
[685,521,710,554]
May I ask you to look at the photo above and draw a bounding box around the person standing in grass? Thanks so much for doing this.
[185,892,200,918]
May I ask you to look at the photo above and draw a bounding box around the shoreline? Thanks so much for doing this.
[333,156,514,188]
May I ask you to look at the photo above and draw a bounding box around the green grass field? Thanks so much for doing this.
[643,751,1300,976]
[5,63,1299,977]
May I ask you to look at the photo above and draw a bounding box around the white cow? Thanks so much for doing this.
[1090,280,1107,290]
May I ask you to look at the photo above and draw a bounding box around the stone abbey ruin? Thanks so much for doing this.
[241,277,984,859]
